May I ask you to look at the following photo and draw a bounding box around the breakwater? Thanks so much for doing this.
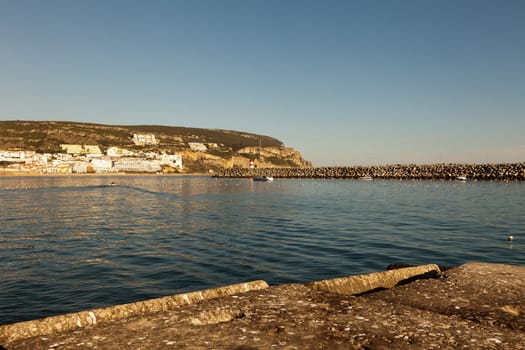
[214,162,525,181]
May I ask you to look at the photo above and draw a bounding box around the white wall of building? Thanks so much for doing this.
[159,154,183,168]
[189,142,207,152]
[90,159,113,173]
[132,134,159,146]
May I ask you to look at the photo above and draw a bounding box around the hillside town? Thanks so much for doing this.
[0,133,183,174]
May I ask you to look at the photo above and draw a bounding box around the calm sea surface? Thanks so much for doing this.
[1,175,524,324]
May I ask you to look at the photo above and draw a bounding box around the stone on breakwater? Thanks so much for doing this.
[214,163,525,181]
[0,280,269,345]
[308,264,441,295]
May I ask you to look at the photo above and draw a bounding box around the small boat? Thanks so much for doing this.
[456,176,467,181]
[359,176,373,180]
[253,176,273,182]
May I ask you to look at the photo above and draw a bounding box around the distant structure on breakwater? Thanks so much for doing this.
[214,163,525,181]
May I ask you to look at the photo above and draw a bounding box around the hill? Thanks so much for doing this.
[0,121,311,172]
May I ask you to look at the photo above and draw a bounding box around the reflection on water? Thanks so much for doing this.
[1,175,524,324]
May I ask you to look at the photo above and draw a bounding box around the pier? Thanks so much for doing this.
[1,262,524,349]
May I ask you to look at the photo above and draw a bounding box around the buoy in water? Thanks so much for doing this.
[507,235,514,242]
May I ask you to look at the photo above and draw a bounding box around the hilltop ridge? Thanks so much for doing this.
[0,121,311,173]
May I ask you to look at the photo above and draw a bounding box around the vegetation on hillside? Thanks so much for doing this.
[0,121,283,153]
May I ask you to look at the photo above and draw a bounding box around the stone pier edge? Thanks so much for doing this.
[0,280,269,345]
[0,264,441,345]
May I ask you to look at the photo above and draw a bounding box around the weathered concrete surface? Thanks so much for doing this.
[308,264,440,295]
[365,262,524,333]
[0,280,269,345]
[1,263,524,349]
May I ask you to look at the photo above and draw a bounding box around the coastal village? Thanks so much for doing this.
[0,133,183,175]
[0,121,312,175]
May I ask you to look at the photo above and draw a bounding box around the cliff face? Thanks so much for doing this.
[0,121,311,172]
[176,146,311,173]
[236,146,311,168]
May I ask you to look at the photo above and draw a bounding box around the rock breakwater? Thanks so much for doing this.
[214,163,525,181]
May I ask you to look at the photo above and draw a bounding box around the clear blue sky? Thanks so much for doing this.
[1,0,524,166]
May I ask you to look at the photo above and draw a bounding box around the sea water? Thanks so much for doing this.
[1,175,523,324]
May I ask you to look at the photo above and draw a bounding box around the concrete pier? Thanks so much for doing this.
[214,163,525,181]
[1,262,523,349]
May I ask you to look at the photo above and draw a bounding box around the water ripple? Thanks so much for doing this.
[0,176,524,324]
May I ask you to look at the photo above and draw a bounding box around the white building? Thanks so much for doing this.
[132,134,159,146]
[61,144,102,156]
[0,150,35,162]
[90,159,114,173]
[0,151,22,160]
[189,142,207,152]
[72,162,89,174]
[45,160,73,174]
[55,153,73,161]
[107,146,135,157]
[159,154,183,169]
[113,159,162,173]
[33,153,50,165]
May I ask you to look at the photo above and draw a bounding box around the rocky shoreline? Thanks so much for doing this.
[1,263,524,349]
[214,163,525,181]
